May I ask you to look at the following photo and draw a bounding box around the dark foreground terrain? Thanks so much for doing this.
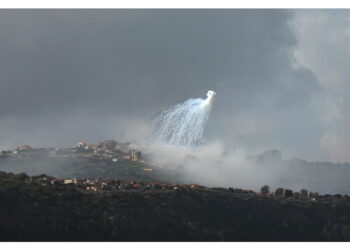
[1,172,350,241]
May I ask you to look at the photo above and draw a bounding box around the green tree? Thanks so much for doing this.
[294,192,301,200]
[284,189,294,198]
[13,172,28,181]
[260,185,270,194]
[274,187,284,198]
[300,189,308,199]
[309,192,319,199]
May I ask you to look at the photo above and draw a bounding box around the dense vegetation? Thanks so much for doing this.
[1,172,350,241]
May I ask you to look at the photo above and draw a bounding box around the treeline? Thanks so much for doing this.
[259,185,319,200]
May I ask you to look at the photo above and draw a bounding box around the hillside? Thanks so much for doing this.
[1,172,350,241]
[0,141,183,184]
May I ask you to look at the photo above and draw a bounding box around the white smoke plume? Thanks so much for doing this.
[144,140,350,194]
[151,90,216,147]
[145,90,284,190]
[144,140,290,191]
[143,89,349,194]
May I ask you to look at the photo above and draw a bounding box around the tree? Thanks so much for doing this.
[13,172,29,181]
[309,192,319,199]
[294,192,301,200]
[300,189,308,199]
[260,185,270,194]
[274,187,284,198]
[284,189,294,198]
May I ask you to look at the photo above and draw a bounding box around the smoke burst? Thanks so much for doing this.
[151,90,216,147]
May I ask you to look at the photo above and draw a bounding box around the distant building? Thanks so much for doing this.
[129,149,142,161]
[16,145,32,152]
[152,181,170,189]
[129,149,136,159]
[50,178,61,185]
[95,140,117,151]
[136,151,142,160]
[94,148,103,154]
[132,184,142,189]
[63,178,78,184]
[76,141,87,148]
[84,179,98,185]
[86,186,98,192]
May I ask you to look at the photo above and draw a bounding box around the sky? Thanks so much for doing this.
[0,9,349,162]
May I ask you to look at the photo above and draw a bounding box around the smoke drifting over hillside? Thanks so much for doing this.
[144,140,350,194]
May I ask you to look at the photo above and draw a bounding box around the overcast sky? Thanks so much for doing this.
[0,9,349,162]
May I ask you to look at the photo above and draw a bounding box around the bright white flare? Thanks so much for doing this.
[152,90,216,147]
[202,90,216,107]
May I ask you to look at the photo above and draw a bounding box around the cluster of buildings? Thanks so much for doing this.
[74,140,143,163]
[75,140,118,154]
[22,174,339,202]
[30,175,322,201]
[129,148,142,161]
[0,139,144,163]
[0,145,56,159]
[36,177,204,192]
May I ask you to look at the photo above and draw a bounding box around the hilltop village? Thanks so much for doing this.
[22,171,350,204]
[0,139,174,182]
[0,140,143,162]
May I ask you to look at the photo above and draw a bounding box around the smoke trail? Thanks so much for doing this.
[151,90,216,147]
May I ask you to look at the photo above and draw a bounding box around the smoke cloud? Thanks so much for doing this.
[151,90,215,147]
[291,10,350,162]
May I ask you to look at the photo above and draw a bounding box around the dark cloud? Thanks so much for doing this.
[0,10,321,159]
